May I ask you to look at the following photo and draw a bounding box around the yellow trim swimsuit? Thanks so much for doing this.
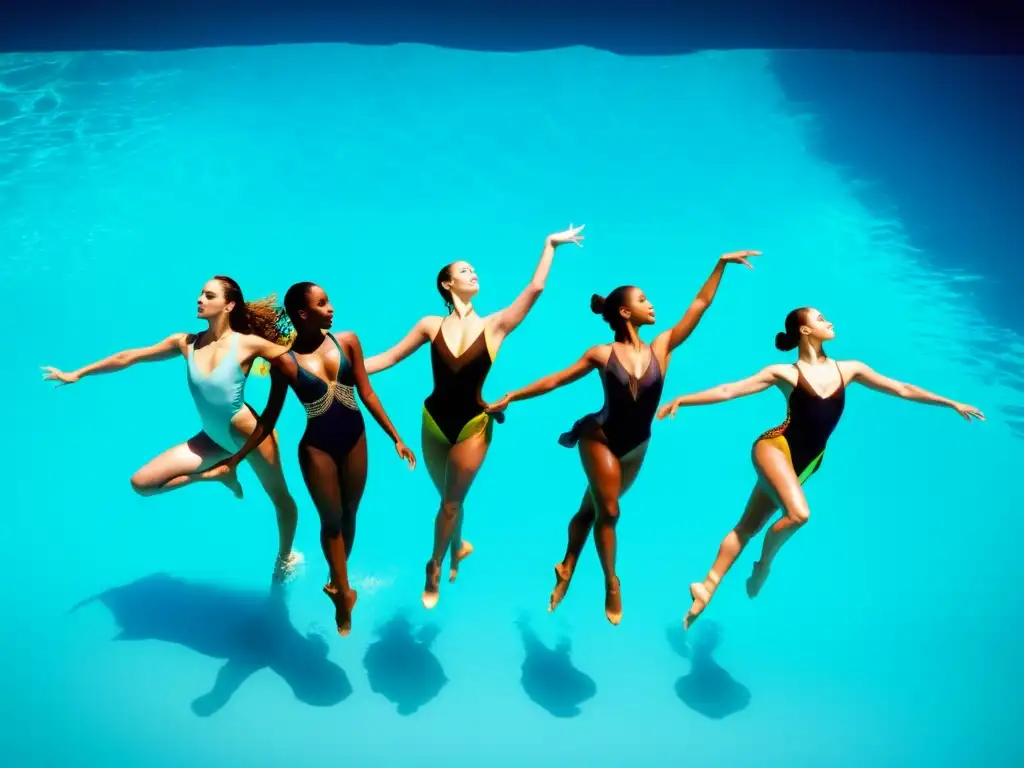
[754,360,846,484]
[422,327,504,445]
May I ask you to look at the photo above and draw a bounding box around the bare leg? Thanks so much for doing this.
[129,433,232,496]
[243,428,302,576]
[746,440,812,598]
[548,493,596,612]
[683,483,777,629]
[419,427,470,583]
[338,432,368,567]
[422,426,491,609]
[575,438,648,625]
[550,446,645,614]
[298,444,355,636]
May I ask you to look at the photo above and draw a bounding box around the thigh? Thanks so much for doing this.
[337,432,368,511]
[132,432,228,487]
[420,419,450,495]
[298,443,343,521]
[752,438,810,520]
[617,441,649,499]
[442,428,492,504]
[578,438,623,509]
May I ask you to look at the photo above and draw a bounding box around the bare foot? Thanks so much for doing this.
[215,466,243,499]
[273,551,303,583]
[683,581,713,630]
[323,583,358,636]
[422,560,441,609]
[746,560,770,598]
[549,563,574,613]
[605,578,622,626]
[449,540,473,583]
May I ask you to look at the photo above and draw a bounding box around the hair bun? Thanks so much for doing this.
[774,331,794,352]
[590,294,606,315]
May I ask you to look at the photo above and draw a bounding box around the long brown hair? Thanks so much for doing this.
[214,275,289,344]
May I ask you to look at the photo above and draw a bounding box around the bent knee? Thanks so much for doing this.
[785,504,810,526]
[596,499,620,523]
[130,473,158,496]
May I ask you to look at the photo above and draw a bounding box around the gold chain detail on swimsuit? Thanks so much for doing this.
[302,381,358,418]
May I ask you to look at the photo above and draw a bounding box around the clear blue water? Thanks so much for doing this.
[3,45,1023,766]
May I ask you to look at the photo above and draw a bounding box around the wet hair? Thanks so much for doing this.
[775,306,826,356]
[213,275,288,343]
[283,281,318,331]
[590,286,634,342]
[436,263,455,313]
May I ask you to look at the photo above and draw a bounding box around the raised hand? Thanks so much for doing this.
[41,366,79,386]
[395,440,417,469]
[953,402,985,422]
[719,250,761,269]
[547,224,585,248]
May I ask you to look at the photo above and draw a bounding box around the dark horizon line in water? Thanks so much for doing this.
[2,0,1024,56]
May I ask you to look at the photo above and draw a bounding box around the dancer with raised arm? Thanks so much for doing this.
[365,225,585,609]
[657,306,985,629]
[487,250,760,624]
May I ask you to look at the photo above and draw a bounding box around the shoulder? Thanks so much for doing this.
[235,332,269,352]
[166,332,190,354]
[836,359,864,378]
[584,344,612,364]
[764,363,797,384]
[418,315,444,336]
[650,329,672,353]
[333,330,360,349]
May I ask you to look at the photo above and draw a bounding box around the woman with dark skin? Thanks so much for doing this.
[487,250,760,625]
[365,225,585,609]
[198,282,416,636]
[657,306,985,629]
[41,276,303,579]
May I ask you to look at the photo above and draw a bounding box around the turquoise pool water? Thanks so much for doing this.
[4,45,1022,766]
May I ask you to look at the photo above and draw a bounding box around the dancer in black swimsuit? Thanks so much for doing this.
[200,282,415,635]
[488,249,760,624]
[657,306,985,629]
[365,225,585,609]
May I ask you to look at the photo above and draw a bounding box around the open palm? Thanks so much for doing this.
[720,250,761,269]
[548,224,585,247]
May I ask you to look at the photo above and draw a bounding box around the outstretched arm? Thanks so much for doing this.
[487,346,603,411]
[846,361,985,421]
[340,332,416,467]
[363,317,435,375]
[492,225,585,338]
[654,250,760,354]
[657,364,787,420]
[42,333,187,386]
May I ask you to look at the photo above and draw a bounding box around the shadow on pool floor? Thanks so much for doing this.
[667,621,751,720]
[70,572,353,716]
[362,612,448,716]
[517,615,597,718]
